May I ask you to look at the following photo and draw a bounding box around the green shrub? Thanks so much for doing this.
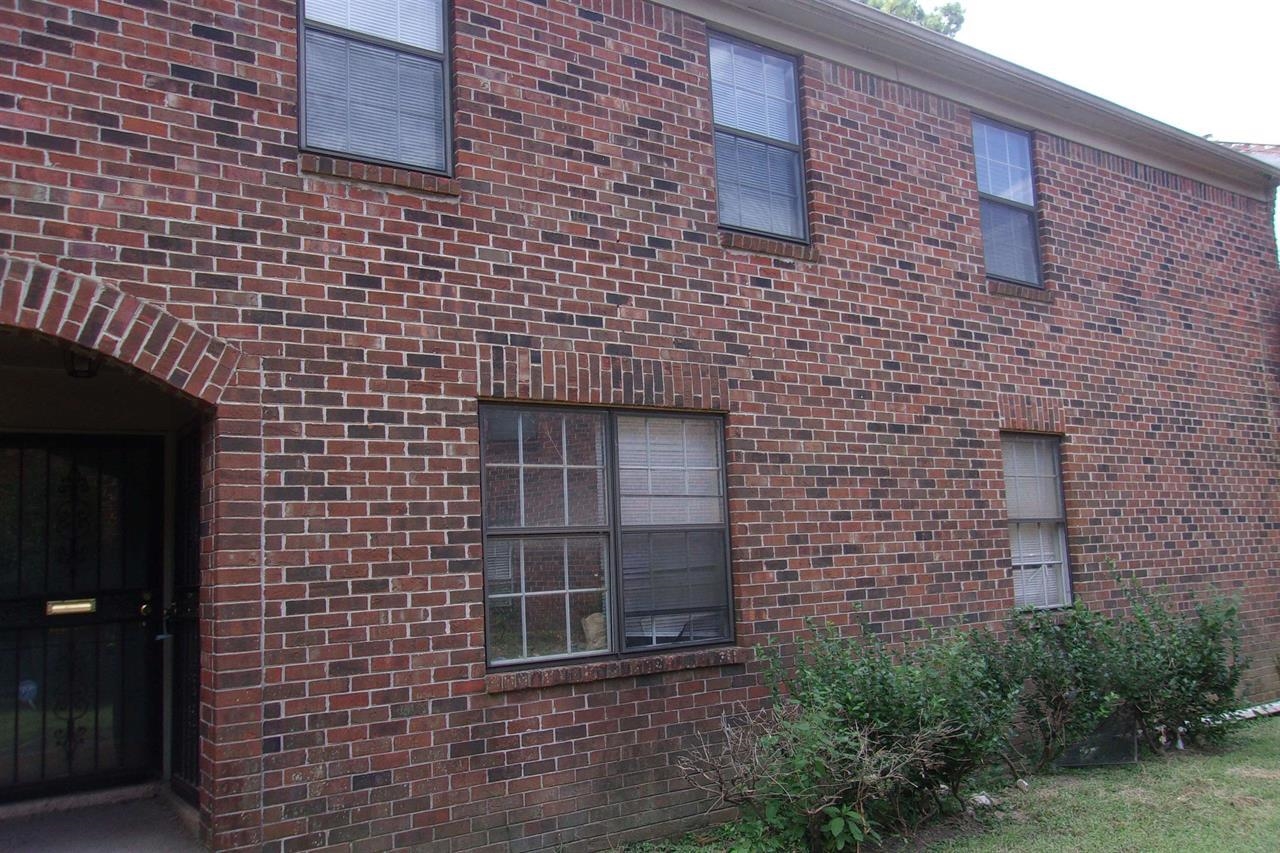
[682,588,1248,850]
[910,628,1022,795]
[677,702,940,852]
[767,621,1019,814]
[1110,589,1246,750]
[1001,602,1120,769]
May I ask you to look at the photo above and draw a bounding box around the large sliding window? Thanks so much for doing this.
[480,406,731,666]
[301,0,449,173]
[973,117,1041,286]
[709,33,807,241]
[1001,433,1070,609]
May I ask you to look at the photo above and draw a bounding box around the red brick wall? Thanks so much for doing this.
[2,0,1277,850]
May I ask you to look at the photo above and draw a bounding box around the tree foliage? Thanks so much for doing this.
[860,0,966,37]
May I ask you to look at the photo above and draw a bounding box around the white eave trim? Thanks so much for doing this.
[657,0,1280,201]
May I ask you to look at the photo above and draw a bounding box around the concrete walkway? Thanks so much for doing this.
[0,790,202,852]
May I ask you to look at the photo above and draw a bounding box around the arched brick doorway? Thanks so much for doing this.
[0,257,261,848]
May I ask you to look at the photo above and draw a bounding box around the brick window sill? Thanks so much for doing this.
[720,230,819,262]
[484,645,751,694]
[987,278,1055,303]
[299,152,461,196]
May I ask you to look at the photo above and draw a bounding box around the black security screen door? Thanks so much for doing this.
[0,435,163,801]
[169,428,200,805]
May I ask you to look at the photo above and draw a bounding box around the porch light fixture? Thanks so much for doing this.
[62,349,100,379]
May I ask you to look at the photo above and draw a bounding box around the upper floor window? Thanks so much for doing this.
[1001,433,1069,609]
[480,406,732,666]
[973,118,1040,286]
[301,1,449,173]
[709,33,807,242]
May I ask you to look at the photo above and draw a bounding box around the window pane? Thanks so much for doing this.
[522,538,568,594]
[483,409,606,530]
[714,133,803,239]
[522,467,566,528]
[564,415,605,467]
[395,53,446,171]
[481,408,519,464]
[1013,559,1067,609]
[307,0,443,53]
[484,536,609,661]
[710,36,798,144]
[1002,436,1061,519]
[484,539,517,596]
[525,594,569,659]
[1009,521,1063,566]
[974,120,1034,204]
[565,537,608,591]
[1012,562,1047,609]
[618,416,725,526]
[347,41,402,162]
[482,465,520,529]
[980,199,1039,284]
[520,411,564,466]
[571,591,609,653]
[302,30,352,153]
[303,30,446,172]
[566,467,605,526]
[621,530,729,648]
[486,597,523,663]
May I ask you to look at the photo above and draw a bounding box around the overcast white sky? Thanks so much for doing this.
[955,0,1279,144]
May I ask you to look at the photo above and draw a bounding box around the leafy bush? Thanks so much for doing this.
[1109,589,1246,750]
[768,622,1020,814]
[677,702,942,852]
[909,629,1022,795]
[679,586,1247,850]
[1001,602,1120,769]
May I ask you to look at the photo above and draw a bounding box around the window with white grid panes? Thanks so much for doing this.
[973,117,1041,286]
[301,0,449,173]
[709,33,807,241]
[480,406,731,665]
[1001,433,1070,608]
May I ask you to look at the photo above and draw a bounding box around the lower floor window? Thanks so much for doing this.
[480,405,732,665]
[1001,433,1070,608]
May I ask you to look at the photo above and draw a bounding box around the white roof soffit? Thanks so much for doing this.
[657,0,1280,201]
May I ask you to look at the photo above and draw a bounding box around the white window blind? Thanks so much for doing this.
[302,0,448,173]
[1002,434,1069,608]
[973,118,1040,285]
[709,34,806,241]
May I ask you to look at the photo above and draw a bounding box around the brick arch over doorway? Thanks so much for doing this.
[1,254,266,850]
[0,255,241,405]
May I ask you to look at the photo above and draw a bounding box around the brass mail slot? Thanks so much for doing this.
[46,598,96,616]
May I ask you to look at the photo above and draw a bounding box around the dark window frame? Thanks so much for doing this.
[973,115,1043,287]
[479,404,734,669]
[708,30,810,244]
[297,0,454,176]
[1001,432,1072,610]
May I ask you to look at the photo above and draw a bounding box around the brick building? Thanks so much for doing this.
[1,1,1278,850]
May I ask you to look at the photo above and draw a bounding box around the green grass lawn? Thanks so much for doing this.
[626,714,1280,853]
[927,714,1280,853]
